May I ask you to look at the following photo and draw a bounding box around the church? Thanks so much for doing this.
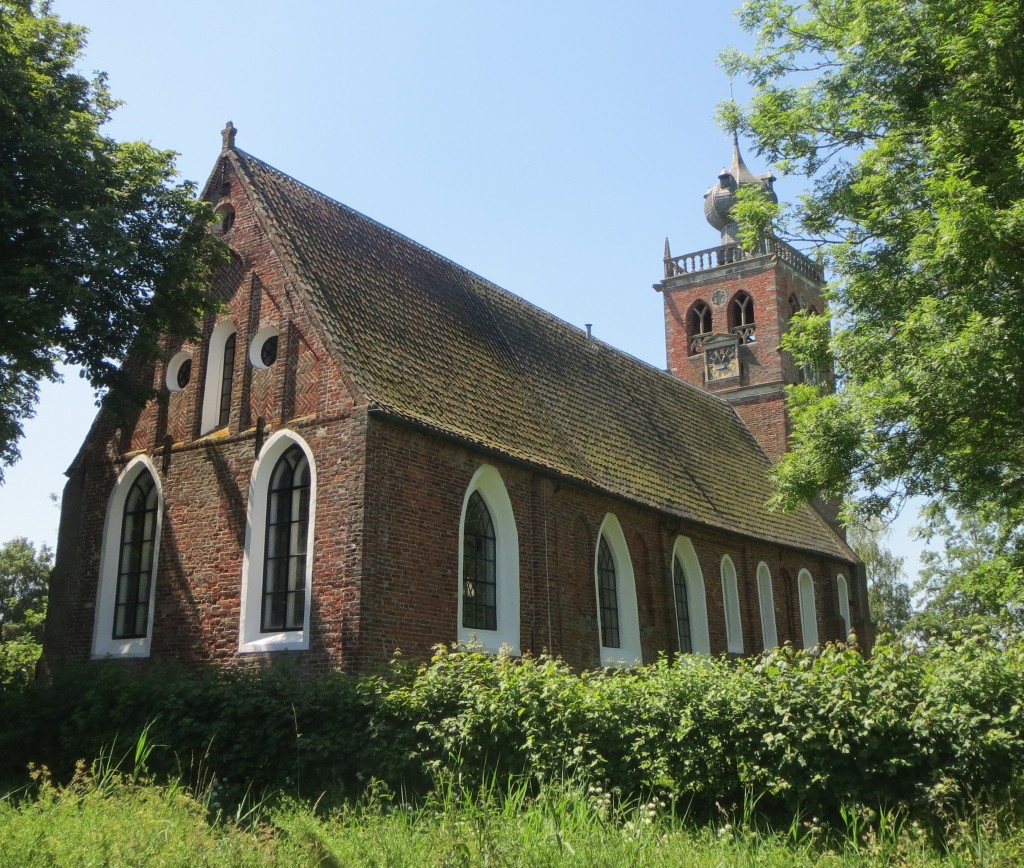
[43,123,869,674]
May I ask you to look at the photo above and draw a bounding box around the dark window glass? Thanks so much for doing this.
[218,333,236,428]
[260,335,278,367]
[113,471,158,639]
[597,536,620,648]
[176,358,192,389]
[688,302,713,354]
[673,555,693,654]
[731,292,756,342]
[731,292,754,327]
[262,446,310,632]
[462,491,497,631]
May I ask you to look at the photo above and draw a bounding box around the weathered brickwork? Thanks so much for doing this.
[42,132,870,679]
[356,417,866,671]
[660,254,827,462]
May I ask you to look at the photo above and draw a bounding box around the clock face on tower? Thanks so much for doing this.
[706,343,739,380]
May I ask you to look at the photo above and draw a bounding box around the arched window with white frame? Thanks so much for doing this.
[201,320,237,434]
[721,555,743,653]
[671,536,710,654]
[594,514,641,666]
[239,430,317,652]
[798,568,819,648]
[93,456,163,658]
[457,465,520,654]
[756,562,778,650]
[837,574,851,640]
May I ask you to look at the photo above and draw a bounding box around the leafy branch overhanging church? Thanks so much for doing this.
[43,123,871,674]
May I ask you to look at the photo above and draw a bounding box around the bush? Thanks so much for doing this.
[3,633,1023,825]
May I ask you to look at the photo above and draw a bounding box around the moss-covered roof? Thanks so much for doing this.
[228,148,854,562]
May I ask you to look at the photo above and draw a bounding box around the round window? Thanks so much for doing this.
[166,351,193,392]
[249,326,280,369]
[213,203,235,235]
[260,335,278,367]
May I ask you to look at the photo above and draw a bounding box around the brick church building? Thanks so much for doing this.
[43,124,869,674]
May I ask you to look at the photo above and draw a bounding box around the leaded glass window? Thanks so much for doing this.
[673,555,692,654]
[262,445,310,632]
[218,332,236,428]
[113,471,158,639]
[462,491,497,631]
[597,536,620,648]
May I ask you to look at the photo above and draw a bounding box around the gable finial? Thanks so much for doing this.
[221,121,237,153]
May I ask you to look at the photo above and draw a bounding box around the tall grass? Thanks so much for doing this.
[2,740,1023,866]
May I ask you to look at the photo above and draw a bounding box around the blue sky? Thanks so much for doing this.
[0,0,926,579]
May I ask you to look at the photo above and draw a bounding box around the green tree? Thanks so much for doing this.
[0,537,50,690]
[721,0,1024,529]
[0,0,223,480]
[848,518,913,633]
[912,502,1024,636]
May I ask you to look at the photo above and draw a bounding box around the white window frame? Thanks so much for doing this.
[594,514,642,667]
[798,568,819,648]
[456,465,520,654]
[671,536,710,654]
[756,561,778,650]
[721,555,744,653]
[201,319,237,434]
[837,573,851,640]
[239,430,317,653]
[92,455,163,658]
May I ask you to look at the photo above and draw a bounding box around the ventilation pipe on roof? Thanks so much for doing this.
[585,323,593,340]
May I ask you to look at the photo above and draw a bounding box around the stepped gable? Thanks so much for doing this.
[226,148,853,561]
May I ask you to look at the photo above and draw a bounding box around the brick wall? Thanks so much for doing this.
[357,416,861,671]
[42,158,866,678]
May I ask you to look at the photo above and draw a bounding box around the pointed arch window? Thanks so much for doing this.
[93,457,163,658]
[218,333,236,428]
[837,574,851,640]
[672,555,692,653]
[201,321,238,434]
[462,491,497,631]
[687,301,713,355]
[594,515,641,665]
[113,471,159,640]
[721,555,743,653]
[730,291,755,341]
[262,445,311,632]
[671,537,710,654]
[756,562,778,650]
[457,466,520,653]
[239,432,317,653]
[798,569,819,648]
[597,536,620,649]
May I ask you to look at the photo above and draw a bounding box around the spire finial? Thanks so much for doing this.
[221,121,237,153]
[664,237,672,260]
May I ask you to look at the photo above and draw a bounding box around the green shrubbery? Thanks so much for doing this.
[3,632,1023,828]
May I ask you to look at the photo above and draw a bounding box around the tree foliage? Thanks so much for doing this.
[721,0,1024,529]
[0,0,223,480]
[848,518,913,632]
[912,502,1024,635]
[0,536,50,690]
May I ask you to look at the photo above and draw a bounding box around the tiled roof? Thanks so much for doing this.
[229,148,854,562]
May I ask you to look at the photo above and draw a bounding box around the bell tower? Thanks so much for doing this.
[654,135,827,460]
